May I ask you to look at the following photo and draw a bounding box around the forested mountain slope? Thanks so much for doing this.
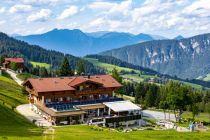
[101,33,210,79]
[0,32,103,74]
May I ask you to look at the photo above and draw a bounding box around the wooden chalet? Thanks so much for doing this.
[23,75,142,126]
[3,57,24,72]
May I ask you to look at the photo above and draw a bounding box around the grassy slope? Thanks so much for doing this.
[0,73,27,107]
[84,58,140,74]
[203,73,210,81]
[16,73,38,81]
[30,61,51,69]
[84,58,153,82]
[0,72,42,140]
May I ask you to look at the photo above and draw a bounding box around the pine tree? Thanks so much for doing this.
[76,59,85,75]
[0,56,4,66]
[111,68,124,95]
[39,67,48,77]
[59,57,74,76]
[111,67,122,83]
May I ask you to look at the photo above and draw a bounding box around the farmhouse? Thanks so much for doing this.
[23,75,142,127]
[3,57,24,73]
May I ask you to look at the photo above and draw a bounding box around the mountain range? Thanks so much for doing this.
[0,32,104,74]
[15,29,167,56]
[100,33,210,79]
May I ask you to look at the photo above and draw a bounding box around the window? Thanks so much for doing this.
[47,99,51,103]
[67,97,72,101]
[89,95,93,99]
[80,86,84,91]
[59,97,63,102]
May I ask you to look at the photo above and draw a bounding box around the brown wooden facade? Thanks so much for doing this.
[22,75,129,125]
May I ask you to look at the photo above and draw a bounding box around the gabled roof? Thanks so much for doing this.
[23,75,122,93]
[68,77,103,87]
[24,77,76,92]
[4,58,24,63]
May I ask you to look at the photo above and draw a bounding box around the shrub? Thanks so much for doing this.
[145,127,154,130]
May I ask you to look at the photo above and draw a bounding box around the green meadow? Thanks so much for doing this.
[30,61,51,69]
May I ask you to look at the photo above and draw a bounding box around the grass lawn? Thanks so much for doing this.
[16,73,38,81]
[30,61,51,69]
[53,125,210,140]
[182,112,210,122]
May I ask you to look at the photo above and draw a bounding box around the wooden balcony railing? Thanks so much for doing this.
[105,114,142,123]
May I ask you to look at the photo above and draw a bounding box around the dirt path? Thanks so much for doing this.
[6,69,23,86]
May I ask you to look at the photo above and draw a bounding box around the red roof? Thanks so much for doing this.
[23,75,122,93]
[4,58,24,63]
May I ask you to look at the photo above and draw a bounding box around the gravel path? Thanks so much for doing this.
[16,104,52,127]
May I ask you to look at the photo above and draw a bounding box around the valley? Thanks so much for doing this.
[84,56,206,89]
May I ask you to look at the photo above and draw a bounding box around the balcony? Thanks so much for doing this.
[45,97,124,112]
[76,88,113,95]
[105,114,142,123]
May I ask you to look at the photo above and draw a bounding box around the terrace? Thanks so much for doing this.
[45,97,124,112]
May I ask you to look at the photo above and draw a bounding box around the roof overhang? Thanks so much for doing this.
[103,101,141,112]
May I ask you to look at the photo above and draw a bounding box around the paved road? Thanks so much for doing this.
[16,104,52,127]
[6,69,23,85]
[143,110,176,121]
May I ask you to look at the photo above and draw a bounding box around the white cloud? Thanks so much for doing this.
[183,0,210,17]
[13,0,70,6]
[89,0,132,18]
[89,18,105,27]
[58,6,78,20]
[0,20,6,25]
[2,0,210,37]
[0,7,6,13]
[88,1,116,10]
[9,4,32,13]
[27,9,52,22]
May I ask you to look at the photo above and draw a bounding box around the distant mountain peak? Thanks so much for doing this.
[15,28,166,56]
[174,35,184,40]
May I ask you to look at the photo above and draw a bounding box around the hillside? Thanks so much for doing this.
[0,32,103,74]
[15,29,165,56]
[101,33,210,79]
[0,71,42,139]
[85,55,210,89]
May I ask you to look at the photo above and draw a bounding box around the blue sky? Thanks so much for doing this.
[0,0,210,38]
